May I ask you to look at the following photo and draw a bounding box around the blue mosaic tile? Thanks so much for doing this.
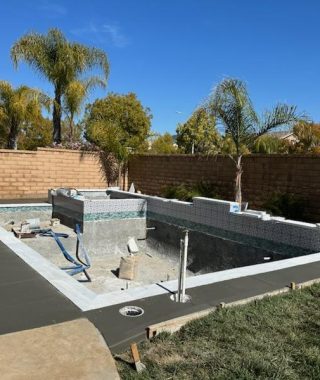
[0,206,52,213]
[84,210,146,222]
[147,211,314,257]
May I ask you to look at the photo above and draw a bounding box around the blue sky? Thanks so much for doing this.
[1,0,320,133]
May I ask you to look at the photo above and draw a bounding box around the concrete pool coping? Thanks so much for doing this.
[2,225,320,312]
[0,203,50,207]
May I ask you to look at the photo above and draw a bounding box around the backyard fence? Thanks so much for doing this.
[0,148,108,199]
[128,154,320,222]
[1,149,320,222]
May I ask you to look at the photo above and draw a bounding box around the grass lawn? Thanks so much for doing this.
[117,283,320,379]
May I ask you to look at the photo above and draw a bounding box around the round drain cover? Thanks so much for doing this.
[119,306,144,317]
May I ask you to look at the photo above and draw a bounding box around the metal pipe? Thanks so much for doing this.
[177,238,183,302]
[177,230,189,302]
[181,230,189,302]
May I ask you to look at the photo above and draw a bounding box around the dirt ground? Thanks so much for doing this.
[22,224,192,294]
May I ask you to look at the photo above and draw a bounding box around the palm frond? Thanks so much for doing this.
[11,28,110,88]
[258,104,307,137]
[207,78,259,152]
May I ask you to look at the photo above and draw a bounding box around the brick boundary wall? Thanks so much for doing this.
[0,148,108,199]
[128,154,320,222]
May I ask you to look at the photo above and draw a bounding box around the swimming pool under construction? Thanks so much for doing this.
[1,188,320,352]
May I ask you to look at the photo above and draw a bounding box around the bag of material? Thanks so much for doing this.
[119,255,138,280]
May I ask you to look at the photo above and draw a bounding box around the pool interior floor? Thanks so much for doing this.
[21,224,193,294]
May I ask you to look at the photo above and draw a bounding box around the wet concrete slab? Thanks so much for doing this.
[1,237,320,355]
[86,261,320,353]
[0,241,81,335]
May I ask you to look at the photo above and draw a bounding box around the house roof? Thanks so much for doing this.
[268,131,296,140]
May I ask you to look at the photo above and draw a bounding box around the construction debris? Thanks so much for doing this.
[50,218,60,227]
[13,218,41,238]
[128,183,135,193]
[127,237,139,253]
[13,228,37,239]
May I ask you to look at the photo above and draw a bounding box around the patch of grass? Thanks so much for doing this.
[117,283,320,379]
[162,182,221,202]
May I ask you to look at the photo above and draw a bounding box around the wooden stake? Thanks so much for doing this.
[130,343,140,363]
[290,282,296,290]
[130,343,146,373]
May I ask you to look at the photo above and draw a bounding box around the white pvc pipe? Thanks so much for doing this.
[177,238,183,302]
[181,230,189,301]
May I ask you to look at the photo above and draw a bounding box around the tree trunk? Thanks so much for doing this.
[7,122,18,150]
[53,86,62,144]
[69,113,74,143]
[235,155,243,207]
[122,163,128,191]
[118,162,123,189]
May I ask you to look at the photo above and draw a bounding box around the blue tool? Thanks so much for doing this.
[40,224,91,281]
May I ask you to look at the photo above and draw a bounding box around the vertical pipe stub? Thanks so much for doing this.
[175,230,191,303]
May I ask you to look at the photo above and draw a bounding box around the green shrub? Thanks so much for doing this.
[162,182,220,202]
[263,192,305,220]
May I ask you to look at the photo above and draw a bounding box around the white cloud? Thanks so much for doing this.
[102,24,128,48]
[37,1,67,17]
[71,22,129,48]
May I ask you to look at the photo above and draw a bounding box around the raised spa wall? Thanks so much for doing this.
[50,189,146,254]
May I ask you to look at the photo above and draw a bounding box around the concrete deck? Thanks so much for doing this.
[0,241,80,335]
[87,259,320,353]
[1,235,320,356]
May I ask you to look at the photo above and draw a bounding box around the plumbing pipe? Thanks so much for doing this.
[177,230,189,302]
[177,238,183,302]
[181,230,189,302]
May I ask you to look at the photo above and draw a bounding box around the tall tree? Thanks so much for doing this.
[176,107,221,154]
[292,121,320,153]
[149,132,178,154]
[63,78,105,142]
[207,78,303,206]
[85,92,152,185]
[18,117,52,150]
[11,28,109,144]
[0,81,49,149]
[253,134,290,154]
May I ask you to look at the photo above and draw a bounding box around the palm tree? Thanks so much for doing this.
[0,81,50,149]
[11,28,109,144]
[63,78,105,142]
[207,78,304,206]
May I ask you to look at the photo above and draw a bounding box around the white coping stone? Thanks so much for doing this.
[1,226,320,311]
[167,199,192,205]
[0,227,94,311]
[78,188,108,192]
[281,219,316,228]
[0,203,51,208]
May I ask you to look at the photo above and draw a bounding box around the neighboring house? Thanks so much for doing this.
[268,131,299,143]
